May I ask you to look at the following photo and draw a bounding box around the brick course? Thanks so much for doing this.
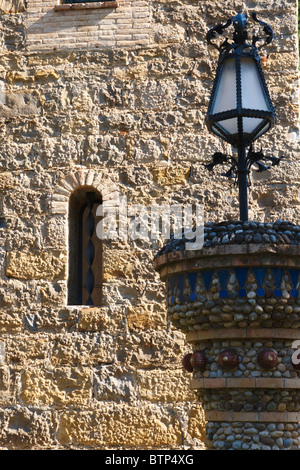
[26,0,151,51]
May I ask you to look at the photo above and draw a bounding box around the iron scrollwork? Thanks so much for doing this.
[206,12,274,52]
[204,147,284,186]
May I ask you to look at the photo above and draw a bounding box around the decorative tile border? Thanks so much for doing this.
[187,328,300,343]
[191,377,300,390]
[168,267,300,305]
[206,411,300,423]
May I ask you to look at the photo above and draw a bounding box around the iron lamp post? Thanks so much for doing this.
[205,12,280,221]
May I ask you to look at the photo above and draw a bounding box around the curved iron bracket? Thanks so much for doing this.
[251,12,274,48]
[204,145,284,187]
[206,11,274,52]
[206,18,232,51]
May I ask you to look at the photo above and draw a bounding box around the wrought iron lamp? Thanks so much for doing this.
[205,12,282,221]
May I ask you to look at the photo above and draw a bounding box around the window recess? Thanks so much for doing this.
[68,189,103,306]
[55,1,119,11]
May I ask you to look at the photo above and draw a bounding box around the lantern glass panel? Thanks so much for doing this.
[211,58,236,114]
[243,117,264,134]
[240,57,270,111]
[255,122,270,139]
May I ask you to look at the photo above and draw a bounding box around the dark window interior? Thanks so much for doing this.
[64,0,114,3]
[68,188,103,306]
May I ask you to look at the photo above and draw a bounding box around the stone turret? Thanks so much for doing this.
[155,220,300,450]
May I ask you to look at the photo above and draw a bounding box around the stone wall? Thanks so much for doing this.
[0,0,298,450]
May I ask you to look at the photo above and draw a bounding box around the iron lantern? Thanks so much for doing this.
[206,13,275,147]
[204,12,281,222]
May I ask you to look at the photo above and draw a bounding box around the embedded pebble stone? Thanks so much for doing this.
[156,220,300,256]
[205,422,300,450]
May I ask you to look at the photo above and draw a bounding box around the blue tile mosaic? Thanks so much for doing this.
[217,270,229,298]
[271,267,284,298]
[235,267,248,297]
[288,269,299,298]
[168,267,300,303]
[253,267,267,297]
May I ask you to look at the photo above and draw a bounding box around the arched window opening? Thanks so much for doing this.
[68,188,103,306]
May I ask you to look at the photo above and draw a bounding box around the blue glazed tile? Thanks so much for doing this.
[177,274,185,302]
[169,276,175,295]
[253,267,267,287]
[273,288,282,298]
[189,292,197,301]
[235,267,248,288]
[272,267,284,288]
[220,289,228,298]
[187,272,197,300]
[217,270,229,289]
[169,277,176,305]
[288,269,300,288]
[256,287,265,297]
[201,270,213,290]
[238,288,247,297]
[217,270,229,298]
[188,272,197,289]
[291,289,298,298]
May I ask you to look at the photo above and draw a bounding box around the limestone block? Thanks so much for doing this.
[0,309,22,332]
[0,407,54,449]
[5,251,67,281]
[113,62,148,81]
[34,68,59,81]
[6,71,31,83]
[188,403,206,443]
[44,216,67,250]
[20,367,92,406]
[78,306,124,332]
[0,0,25,13]
[152,167,190,186]
[0,341,5,364]
[5,335,48,363]
[78,307,111,331]
[103,249,134,280]
[138,368,196,402]
[94,365,136,401]
[50,200,68,215]
[123,329,188,369]
[56,403,182,448]
[134,138,164,162]
[0,366,9,391]
[0,172,15,190]
[153,24,186,45]
[127,305,167,331]
[129,79,178,111]
[50,332,117,366]
[0,92,41,118]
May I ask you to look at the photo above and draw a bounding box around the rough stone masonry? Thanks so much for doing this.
[0,0,298,450]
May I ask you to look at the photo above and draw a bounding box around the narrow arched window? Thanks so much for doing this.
[68,188,102,306]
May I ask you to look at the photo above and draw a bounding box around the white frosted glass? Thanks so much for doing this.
[255,122,270,139]
[211,59,237,114]
[241,58,270,111]
[212,120,238,137]
[218,118,238,134]
[242,117,264,134]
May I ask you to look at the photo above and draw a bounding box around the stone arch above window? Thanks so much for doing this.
[51,169,119,216]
